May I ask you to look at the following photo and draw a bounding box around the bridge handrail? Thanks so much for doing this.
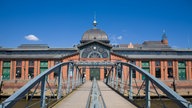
[0,61,73,108]
[117,61,191,108]
[86,78,106,108]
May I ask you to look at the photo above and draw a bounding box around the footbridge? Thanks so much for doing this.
[0,61,192,108]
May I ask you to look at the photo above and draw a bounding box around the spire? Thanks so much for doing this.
[93,13,97,27]
[161,29,168,45]
[162,29,167,40]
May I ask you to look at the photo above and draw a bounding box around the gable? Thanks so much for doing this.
[78,40,112,50]
[78,41,111,59]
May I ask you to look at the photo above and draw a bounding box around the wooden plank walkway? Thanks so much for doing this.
[53,81,136,108]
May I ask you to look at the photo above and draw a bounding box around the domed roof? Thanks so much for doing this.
[81,19,109,43]
[81,28,108,41]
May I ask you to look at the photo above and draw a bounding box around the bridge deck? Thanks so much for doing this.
[53,81,136,108]
[53,81,92,108]
[98,81,136,108]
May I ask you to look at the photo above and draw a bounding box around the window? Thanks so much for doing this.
[131,60,136,65]
[142,61,150,67]
[168,61,173,67]
[54,60,61,77]
[16,60,22,79]
[178,61,186,80]
[167,61,173,78]
[130,60,136,78]
[81,45,109,58]
[89,52,101,58]
[40,61,48,67]
[142,61,150,80]
[29,60,34,67]
[155,61,161,78]
[178,61,186,67]
[168,68,173,78]
[16,67,21,78]
[28,60,34,79]
[40,61,48,73]
[155,68,161,78]
[155,61,160,66]
[132,69,136,78]
[2,61,10,80]
[16,60,22,66]
[28,67,34,78]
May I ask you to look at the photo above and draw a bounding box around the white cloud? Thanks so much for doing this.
[25,34,39,41]
[117,36,123,40]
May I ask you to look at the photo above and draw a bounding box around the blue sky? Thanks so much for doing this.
[0,0,192,48]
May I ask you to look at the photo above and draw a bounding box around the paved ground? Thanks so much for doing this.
[53,81,136,108]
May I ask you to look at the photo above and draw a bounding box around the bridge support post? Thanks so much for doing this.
[78,69,81,85]
[40,76,46,108]
[120,64,124,94]
[115,65,118,90]
[111,68,115,88]
[72,65,75,90]
[57,66,62,100]
[107,67,113,85]
[76,68,80,86]
[129,67,133,100]
[79,68,82,85]
[67,63,72,94]
[145,77,151,108]
[76,67,79,87]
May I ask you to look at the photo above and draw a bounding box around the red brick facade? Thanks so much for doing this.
[1,54,192,81]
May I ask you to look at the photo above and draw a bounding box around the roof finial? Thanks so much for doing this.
[162,29,167,40]
[163,29,166,34]
[93,12,97,27]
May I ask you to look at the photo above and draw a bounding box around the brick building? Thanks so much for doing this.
[0,20,192,94]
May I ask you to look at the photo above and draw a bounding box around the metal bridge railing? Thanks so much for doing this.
[0,61,83,108]
[86,78,106,108]
[106,61,192,108]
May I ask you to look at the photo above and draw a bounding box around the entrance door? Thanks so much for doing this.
[90,68,100,80]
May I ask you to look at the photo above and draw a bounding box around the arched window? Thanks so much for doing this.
[88,52,102,58]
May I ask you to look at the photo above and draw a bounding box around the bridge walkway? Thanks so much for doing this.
[53,81,92,108]
[53,81,136,108]
[97,81,136,108]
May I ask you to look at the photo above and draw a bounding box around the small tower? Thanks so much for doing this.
[161,30,168,45]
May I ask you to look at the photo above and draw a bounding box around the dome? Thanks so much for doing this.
[81,28,109,43]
